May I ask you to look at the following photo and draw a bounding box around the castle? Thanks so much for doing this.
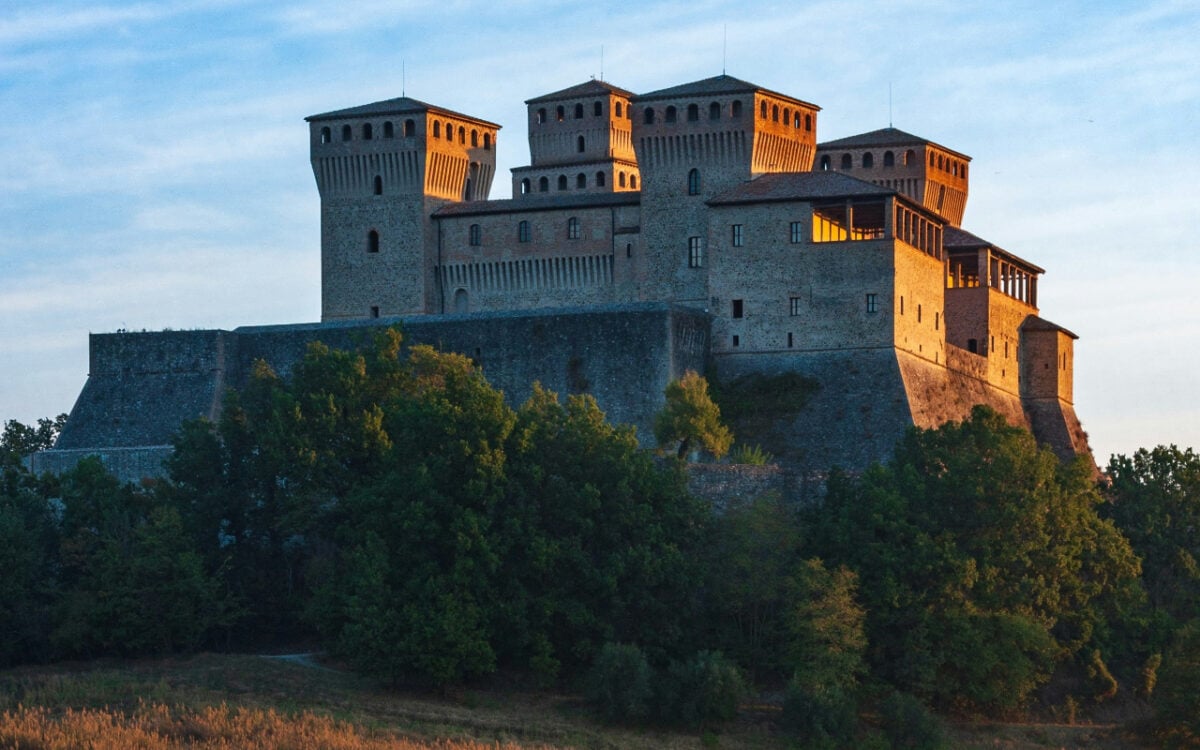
[34,74,1090,482]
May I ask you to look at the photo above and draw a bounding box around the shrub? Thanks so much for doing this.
[585,643,653,723]
[657,651,746,728]
[781,677,857,749]
[729,443,773,466]
[878,692,947,750]
[1155,623,1200,748]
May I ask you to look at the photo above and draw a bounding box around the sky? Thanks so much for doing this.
[1,0,1197,465]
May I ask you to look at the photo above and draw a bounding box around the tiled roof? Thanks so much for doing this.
[818,127,969,160]
[306,96,500,127]
[945,226,1045,274]
[708,171,895,205]
[635,74,820,110]
[1020,316,1078,339]
[526,79,634,104]
[433,191,640,218]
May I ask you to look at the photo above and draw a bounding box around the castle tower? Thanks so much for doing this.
[814,128,970,227]
[630,75,820,306]
[307,97,500,320]
[512,80,640,197]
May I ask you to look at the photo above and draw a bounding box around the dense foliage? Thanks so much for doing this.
[3,337,1198,743]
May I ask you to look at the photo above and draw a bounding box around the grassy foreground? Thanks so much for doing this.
[0,653,1152,749]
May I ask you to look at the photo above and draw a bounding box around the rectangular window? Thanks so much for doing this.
[370,306,380,319]
[732,335,740,347]
[688,236,703,268]
[732,299,744,318]
[731,224,744,247]
[469,224,481,246]
[789,297,801,316]
[518,221,530,243]
[866,293,878,313]
[789,221,803,244]
[567,217,580,239]
[787,332,794,348]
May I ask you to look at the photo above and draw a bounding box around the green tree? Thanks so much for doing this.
[1,414,67,467]
[654,370,732,460]
[0,471,59,665]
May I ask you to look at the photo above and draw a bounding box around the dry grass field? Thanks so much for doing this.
[0,653,1155,749]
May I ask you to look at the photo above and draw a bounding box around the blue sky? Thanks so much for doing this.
[1,0,1197,464]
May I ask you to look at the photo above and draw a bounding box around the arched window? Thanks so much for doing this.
[537,108,547,124]
[687,103,699,122]
[783,107,791,125]
[929,152,936,167]
[905,149,916,165]
[666,106,677,123]
[709,102,721,120]
[576,173,586,188]
[644,108,655,124]
[794,112,801,128]
[883,150,895,167]
[404,119,416,137]
[556,105,565,121]
[937,155,945,170]
[687,168,701,195]
[521,178,531,194]
[630,175,638,189]
[567,217,580,239]
[320,126,331,143]
[445,121,453,138]
[469,224,481,246]
[341,124,352,141]
[596,171,605,187]
[615,102,624,118]
[471,130,479,147]
[483,133,491,150]
[574,103,584,119]
[772,104,779,122]
[363,123,373,140]
[557,175,568,190]
[593,101,602,116]
[619,172,627,187]
[367,230,379,253]
[841,153,852,170]
[805,113,812,131]
[732,100,743,118]
[862,152,874,169]
[518,220,530,242]
[820,155,831,171]
[539,176,549,192]
[433,121,441,138]
[453,288,468,314]
[577,135,585,153]
[961,164,968,178]
[759,101,767,118]
[952,161,959,176]
[384,121,395,138]
[373,175,382,195]
[458,126,465,144]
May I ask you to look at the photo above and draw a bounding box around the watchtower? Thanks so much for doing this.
[631,75,820,306]
[814,128,970,227]
[307,97,500,320]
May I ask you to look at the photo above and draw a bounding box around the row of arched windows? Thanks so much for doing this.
[929,152,967,178]
[536,100,631,124]
[463,218,583,246]
[758,100,814,132]
[819,149,920,171]
[318,120,492,149]
[644,99,744,125]
[519,171,638,194]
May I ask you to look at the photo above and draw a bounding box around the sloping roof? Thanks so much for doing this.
[944,226,1046,274]
[1021,316,1078,339]
[433,191,640,218]
[817,127,970,161]
[306,96,500,128]
[708,171,896,206]
[634,74,820,110]
[526,79,634,104]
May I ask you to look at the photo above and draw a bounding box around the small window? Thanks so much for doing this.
[384,121,395,138]
[373,175,382,196]
[687,103,699,122]
[644,107,655,124]
[630,175,638,189]
[576,173,586,188]
[518,220,530,243]
[537,108,547,124]
[968,338,978,354]
[784,107,791,125]
[596,171,606,187]
[866,293,878,313]
[341,124,352,141]
[577,135,585,153]
[539,176,549,192]
[469,224,481,246]
[557,175,568,191]
[458,126,465,144]
[616,102,624,118]
[666,106,677,123]
[688,236,703,268]
[935,312,940,330]
[626,243,632,258]
[731,224,744,247]
[772,104,779,122]
[732,299,744,318]
[905,149,916,165]
[521,178,531,194]
[918,304,922,323]
[619,172,627,187]
[687,168,701,195]
[862,152,874,168]
[574,103,584,119]
[320,126,331,143]
[883,150,895,167]
[367,230,379,253]
[471,130,479,147]
[370,305,380,318]
[789,297,801,316]
[787,332,794,348]
[789,221,803,243]
[593,101,602,116]
[759,101,768,118]
[732,100,743,118]
[794,112,801,128]
[819,155,831,171]
[363,123,373,140]
[709,102,721,120]
[732,335,740,347]
[567,217,580,239]
[805,113,812,131]
[433,121,441,138]
[556,105,565,121]
[483,133,491,150]
[840,153,852,170]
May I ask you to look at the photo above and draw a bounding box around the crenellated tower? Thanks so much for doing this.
[307,97,499,320]
[631,75,820,306]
